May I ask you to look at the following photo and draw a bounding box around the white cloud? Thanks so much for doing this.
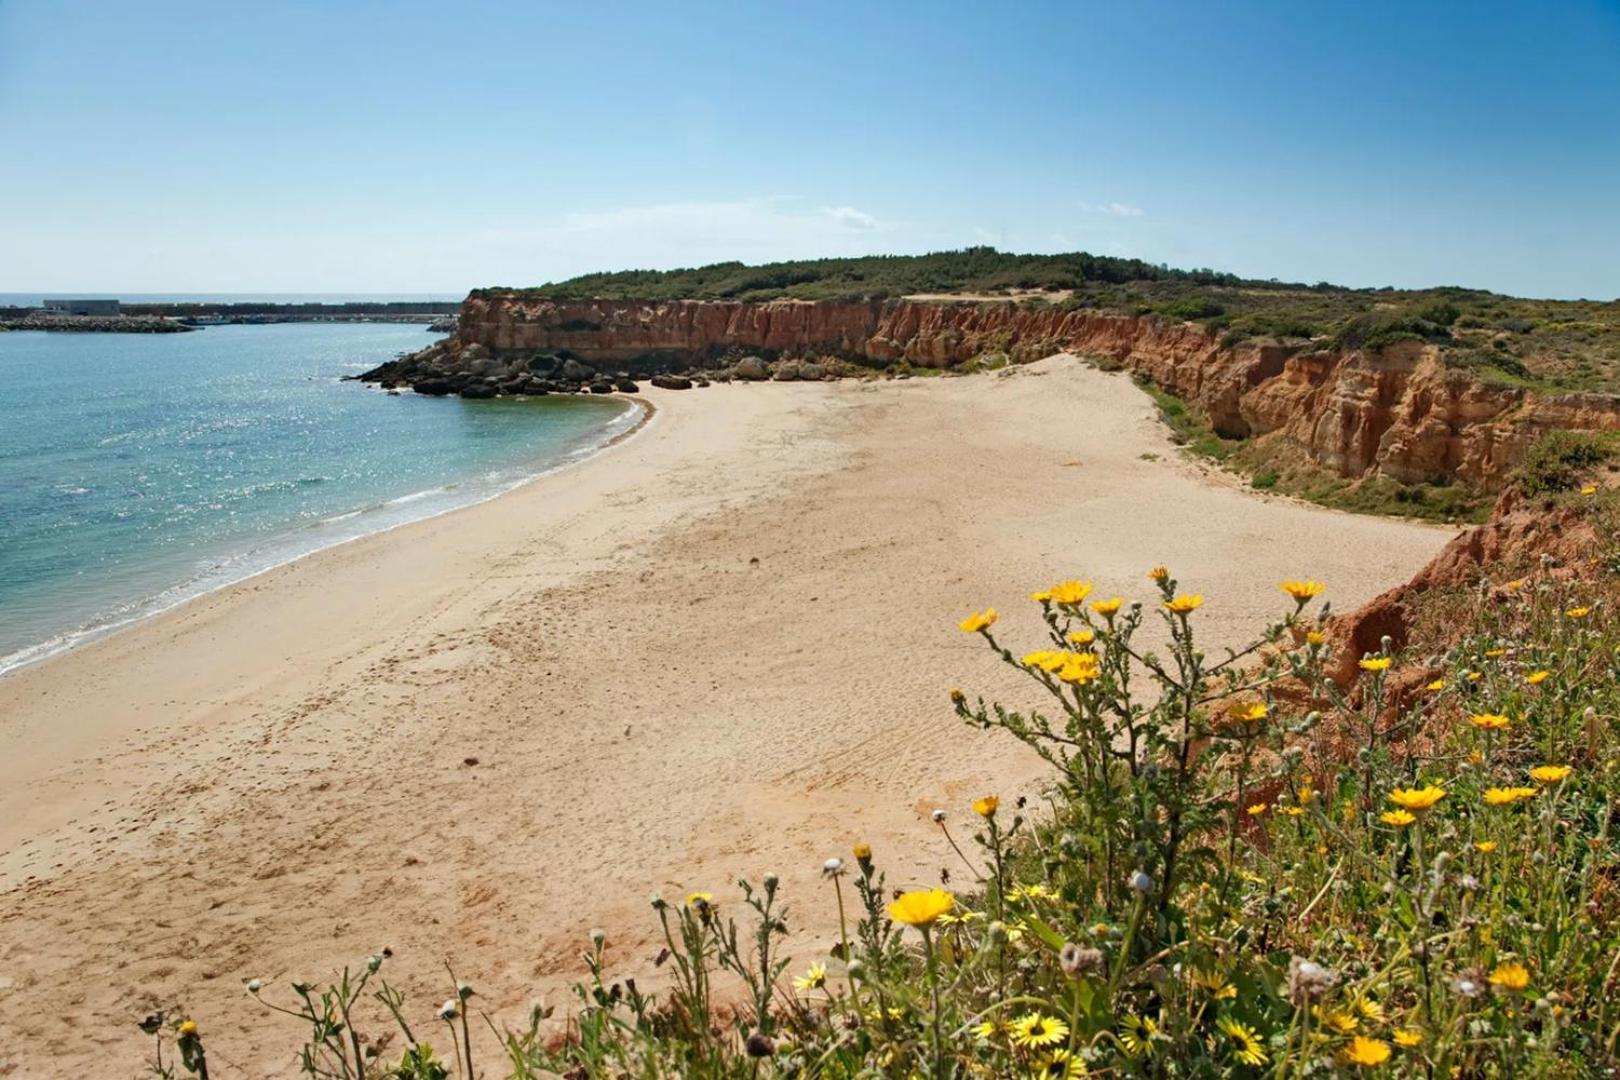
[822,205,879,230]
[1079,201,1146,218]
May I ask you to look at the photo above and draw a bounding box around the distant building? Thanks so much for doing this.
[43,298,121,316]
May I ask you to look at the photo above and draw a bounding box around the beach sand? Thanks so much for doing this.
[0,356,1453,1076]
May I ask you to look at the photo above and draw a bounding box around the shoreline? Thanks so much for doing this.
[0,358,1454,1076]
[0,395,649,679]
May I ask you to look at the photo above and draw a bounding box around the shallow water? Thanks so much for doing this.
[0,322,634,672]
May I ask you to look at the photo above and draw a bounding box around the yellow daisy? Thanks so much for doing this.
[1341,1036,1390,1066]
[959,608,998,633]
[1010,1013,1069,1049]
[886,889,955,927]
[1388,785,1447,812]
[1489,962,1530,992]
[1047,580,1094,606]
[1280,579,1326,603]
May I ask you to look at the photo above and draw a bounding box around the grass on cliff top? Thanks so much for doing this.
[1129,371,1493,524]
[480,247,1620,394]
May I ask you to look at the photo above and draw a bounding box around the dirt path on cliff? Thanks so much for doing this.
[0,355,1453,1077]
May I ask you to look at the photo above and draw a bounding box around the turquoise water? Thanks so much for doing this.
[0,323,635,673]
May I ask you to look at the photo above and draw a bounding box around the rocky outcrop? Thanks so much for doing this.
[1326,484,1602,705]
[360,294,1620,489]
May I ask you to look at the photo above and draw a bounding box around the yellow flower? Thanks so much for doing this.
[1191,967,1237,1000]
[1474,840,1498,853]
[1246,802,1269,815]
[1466,669,1482,682]
[794,962,827,991]
[1011,1013,1070,1049]
[1047,580,1093,606]
[1468,712,1511,731]
[959,608,999,633]
[1316,1007,1359,1034]
[1056,651,1101,685]
[1484,647,1506,658]
[1148,566,1168,582]
[1567,606,1591,619]
[1164,593,1204,614]
[1581,484,1599,496]
[1306,629,1327,646]
[685,891,714,907]
[1426,678,1446,691]
[1029,588,1052,601]
[853,842,872,860]
[1489,962,1530,992]
[1503,578,1526,592]
[1066,629,1096,647]
[1530,764,1572,784]
[1389,785,1446,812]
[1036,1048,1086,1078]
[1280,579,1326,603]
[1091,597,1123,617]
[1393,1028,1423,1048]
[1380,809,1416,827]
[1220,702,1269,734]
[887,888,955,927]
[1341,1036,1390,1067]
[176,1020,198,1038]
[972,795,999,817]
[949,688,966,705]
[1359,656,1392,672]
[1355,998,1386,1023]
[973,1019,1004,1041]
[1023,650,1067,672]
[1119,1013,1160,1056]
[1218,1017,1268,1067]
[1483,786,1538,805]
[1282,806,1305,817]
[1525,670,1550,685]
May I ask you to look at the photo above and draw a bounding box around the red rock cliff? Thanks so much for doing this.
[451,295,1620,488]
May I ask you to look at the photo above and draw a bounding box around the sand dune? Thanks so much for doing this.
[0,356,1452,1076]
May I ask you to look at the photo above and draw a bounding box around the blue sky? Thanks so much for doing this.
[2,0,1617,298]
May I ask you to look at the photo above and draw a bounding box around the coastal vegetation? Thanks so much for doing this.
[146,494,1620,1077]
[480,248,1620,395]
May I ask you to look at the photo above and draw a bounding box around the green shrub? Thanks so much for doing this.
[1518,430,1619,494]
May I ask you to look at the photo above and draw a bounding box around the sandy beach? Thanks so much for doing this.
[0,356,1453,1077]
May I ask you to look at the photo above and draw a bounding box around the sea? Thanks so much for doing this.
[0,319,638,674]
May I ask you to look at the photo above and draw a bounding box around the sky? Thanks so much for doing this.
[1,0,1618,299]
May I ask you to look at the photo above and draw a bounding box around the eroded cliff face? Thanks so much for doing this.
[368,295,1620,489]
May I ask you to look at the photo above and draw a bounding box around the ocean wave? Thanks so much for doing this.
[0,397,644,678]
